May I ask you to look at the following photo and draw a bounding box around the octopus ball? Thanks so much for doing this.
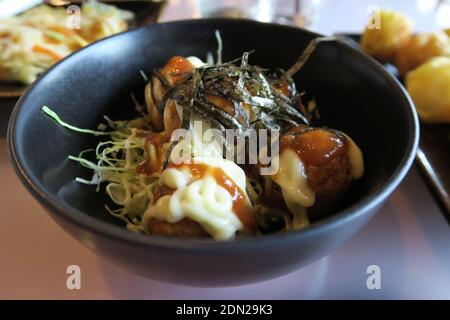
[395,31,450,76]
[406,56,450,124]
[361,9,413,63]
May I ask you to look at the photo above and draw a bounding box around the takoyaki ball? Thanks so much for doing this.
[361,9,413,63]
[406,56,450,124]
[145,184,210,238]
[279,127,363,220]
[147,218,209,238]
[395,31,450,76]
[145,56,195,131]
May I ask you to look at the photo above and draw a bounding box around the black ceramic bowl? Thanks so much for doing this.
[8,19,419,286]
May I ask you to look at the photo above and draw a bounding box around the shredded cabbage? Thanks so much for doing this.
[42,106,156,232]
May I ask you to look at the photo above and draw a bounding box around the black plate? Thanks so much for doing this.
[337,33,450,220]
[8,20,418,286]
[0,0,167,99]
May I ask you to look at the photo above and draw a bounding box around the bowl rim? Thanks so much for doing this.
[7,18,420,252]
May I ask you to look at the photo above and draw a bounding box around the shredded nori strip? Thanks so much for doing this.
[152,36,336,163]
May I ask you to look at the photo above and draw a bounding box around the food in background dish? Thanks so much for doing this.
[361,9,413,63]
[360,8,450,124]
[0,1,133,84]
[406,57,450,124]
[395,31,450,76]
[42,35,364,240]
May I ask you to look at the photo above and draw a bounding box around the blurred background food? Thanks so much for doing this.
[361,9,414,62]
[396,31,450,76]
[361,8,450,124]
[0,0,168,88]
[406,57,450,123]
[0,1,133,84]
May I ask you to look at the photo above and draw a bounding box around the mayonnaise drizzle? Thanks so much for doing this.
[142,157,250,240]
[271,149,316,208]
[343,133,364,179]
